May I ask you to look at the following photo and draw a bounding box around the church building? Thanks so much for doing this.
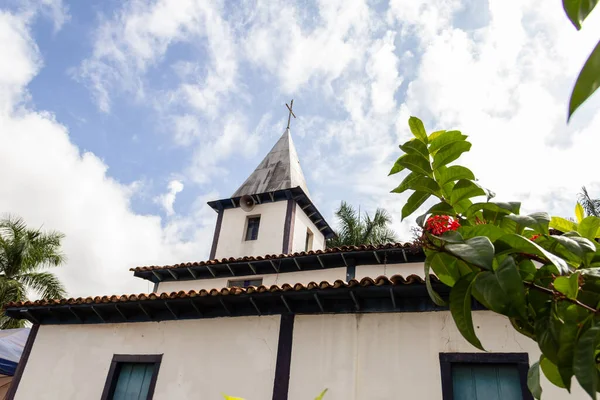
[3,109,587,399]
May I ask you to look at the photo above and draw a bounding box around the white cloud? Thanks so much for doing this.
[0,8,214,298]
[78,0,237,115]
[155,180,184,216]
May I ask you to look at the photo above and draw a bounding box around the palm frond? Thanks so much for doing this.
[327,202,398,247]
[578,187,600,217]
[16,272,66,300]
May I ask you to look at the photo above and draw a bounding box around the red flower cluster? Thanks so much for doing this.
[530,234,541,241]
[425,215,460,235]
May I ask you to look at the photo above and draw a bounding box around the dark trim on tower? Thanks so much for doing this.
[272,314,295,400]
[282,199,296,254]
[6,324,39,400]
[209,209,224,260]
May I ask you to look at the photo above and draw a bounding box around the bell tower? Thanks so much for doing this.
[207,124,334,260]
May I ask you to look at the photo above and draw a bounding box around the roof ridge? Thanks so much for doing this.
[130,241,419,272]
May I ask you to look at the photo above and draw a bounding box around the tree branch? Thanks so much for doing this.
[524,281,600,314]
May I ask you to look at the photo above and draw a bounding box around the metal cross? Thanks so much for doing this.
[285,99,296,129]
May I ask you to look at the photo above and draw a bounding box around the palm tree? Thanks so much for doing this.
[579,186,600,217]
[327,201,398,248]
[0,215,66,328]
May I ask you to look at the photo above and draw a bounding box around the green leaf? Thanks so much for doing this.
[495,234,570,275]
[506,212,551,235]
[402,191,430,220]
[428,130,467,155]
[391,171,420,194]
[400,139,429,159]
[435,165,475,186]
[472,271,512,315]
[550,216,578,233]
[408,116,428,143]
[450,180,486,207]
[554,273,580,300]
[466,202,520,218]
[527,361,543,399]
[496,256,527,318]
[458,224,506,242]
[406,177,442,197]
[432,141,471,170]
[427,252,463,286]
[425,257,447,306]
[557,320,579,391]
[449,274,484,350]
[446,236,494,269]
[578,216,600,240]
[388,155,406,176]
[397,154,433,177]
[315,389,328,400]
[563,0,599,30]
[541,356,567,389]
[574,325,600,399]
[550,235,596,265]
[569,40,600,121]
[576,202,585,223]
[518,259,537,282]
[428,130,446,141]
[535,307,560,363]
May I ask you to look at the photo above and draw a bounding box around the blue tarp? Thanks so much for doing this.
[0,328,29,376]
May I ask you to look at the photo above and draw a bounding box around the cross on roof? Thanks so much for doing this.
[286,99,296,129]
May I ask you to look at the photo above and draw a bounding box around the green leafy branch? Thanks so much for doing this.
[562,0,600,120]
[391,116,600,399]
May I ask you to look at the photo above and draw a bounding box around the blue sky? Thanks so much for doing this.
[1,0,600,296]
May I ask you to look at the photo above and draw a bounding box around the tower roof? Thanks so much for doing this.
[232,128,310,198]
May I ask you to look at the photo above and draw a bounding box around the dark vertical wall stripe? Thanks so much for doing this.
[272,314,295,400]
[282,199,296,254]
[346,258,356,281]
[209,210,224,260]
[6,324,39,400]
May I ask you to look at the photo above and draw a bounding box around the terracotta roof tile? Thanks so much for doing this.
[130,242,419,273]
[5,274,436,310]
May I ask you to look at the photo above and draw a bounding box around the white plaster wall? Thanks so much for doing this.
[15,316,280,400]
[215,201,288,259]
[355,262,425,280]
[157,267,347,293]
[291,203,326,252]
[288,311,587,400]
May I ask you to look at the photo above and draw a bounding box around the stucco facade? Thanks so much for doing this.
[214,201,289,259]
[14,311,587,399]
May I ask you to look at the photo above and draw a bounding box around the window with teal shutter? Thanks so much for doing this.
[101,355,162,400]
[439,353,533,400]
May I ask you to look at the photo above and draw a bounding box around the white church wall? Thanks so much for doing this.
[156,267,347,293]
[15,316,280,400]
[291,203,326,252]
[355,262,425,280]
[215,201,288,259]
[288,311,587,400]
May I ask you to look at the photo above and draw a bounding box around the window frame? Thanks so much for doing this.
[227,278,264,288]
[101,354,163,400]
[244,215,261,241]
[305,228,314,252]
[439,352,532,400]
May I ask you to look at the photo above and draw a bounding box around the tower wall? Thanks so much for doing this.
[214,201,288,259]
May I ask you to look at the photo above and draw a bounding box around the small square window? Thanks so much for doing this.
[102,355,162,400]
[228,278,263,288]
[245,216,260,241]
[305,228,314,251]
